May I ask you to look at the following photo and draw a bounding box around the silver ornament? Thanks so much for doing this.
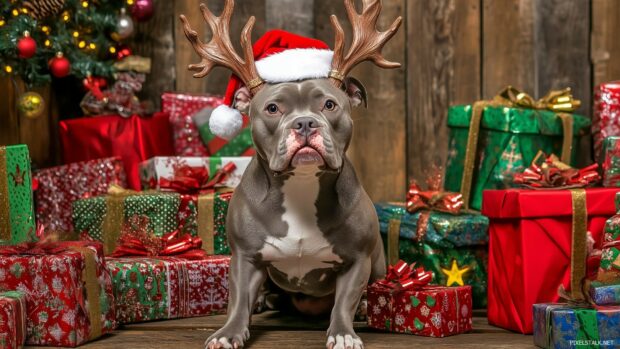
[113,8,134,41]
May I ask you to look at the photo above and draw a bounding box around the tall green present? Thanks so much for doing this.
[444,86,591,210]
[375,202,489,308]
[0,144,36,244]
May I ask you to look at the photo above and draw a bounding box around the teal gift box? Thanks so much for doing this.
[533,303,620,348]
[375,202,489,308]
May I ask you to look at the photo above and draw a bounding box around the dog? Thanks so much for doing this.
[180,1,402,348]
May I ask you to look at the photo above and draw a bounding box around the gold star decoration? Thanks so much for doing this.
[441,260,470,286]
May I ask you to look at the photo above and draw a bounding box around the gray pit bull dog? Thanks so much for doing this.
[180,1,402,348]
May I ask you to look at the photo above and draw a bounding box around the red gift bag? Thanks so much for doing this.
[59,113,175,190]
[482,188,620,334]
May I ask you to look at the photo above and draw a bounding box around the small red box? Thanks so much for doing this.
[0,291,26,349]
[367,284,472,337]
[482,188,620,334]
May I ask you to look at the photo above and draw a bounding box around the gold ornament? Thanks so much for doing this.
[441,260,470,287]
[18,92,45,119]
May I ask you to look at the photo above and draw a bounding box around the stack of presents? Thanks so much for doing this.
[2,82,620,347]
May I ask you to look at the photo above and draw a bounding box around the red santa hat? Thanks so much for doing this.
[209,30,333,139]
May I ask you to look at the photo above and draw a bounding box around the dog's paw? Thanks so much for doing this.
[326,334,364,349]
[205,326,250,349]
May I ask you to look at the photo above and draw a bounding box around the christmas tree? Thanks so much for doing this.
[0,0,132,88]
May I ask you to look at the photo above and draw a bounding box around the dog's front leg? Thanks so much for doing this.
[206,253,267,349]
[326,257,371,349]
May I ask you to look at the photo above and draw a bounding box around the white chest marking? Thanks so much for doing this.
[259,167,342,282]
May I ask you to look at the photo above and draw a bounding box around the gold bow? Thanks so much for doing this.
[496,86,581,112]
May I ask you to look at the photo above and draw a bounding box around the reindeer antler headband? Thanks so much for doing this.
[179,0,402,94]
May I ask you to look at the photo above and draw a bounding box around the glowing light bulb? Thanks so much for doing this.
[0,19,5,27]
[73,31,79,38]
[5,66,12,73]
[127,0,134,5]
[78,41,86,48]
[109,46,116,54]
[89,43,96,50]
[62,12,70,21]
[41,26,50,34]
[44,39,51,47]
[12,9,19,16]
[81,1,88,8]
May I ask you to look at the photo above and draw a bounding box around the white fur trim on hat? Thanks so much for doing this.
[209,104,243,140]
[255,49,334,83]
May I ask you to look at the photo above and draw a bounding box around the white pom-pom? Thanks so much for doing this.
[209,105,243,140]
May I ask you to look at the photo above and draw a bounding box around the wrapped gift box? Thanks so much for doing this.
[444,103,590,210]
[593,82,620,162]
[598,199,620,281]
[161,93,223,156]
[107,255,229,323]
[0,291,26,349]
[589,281,620,306]
[367,282,472,337]
[0,145,36,245]
[0,241,116,347]
[482,188,620,334]
[73,191,232,255]
[140,156,251,190]
[533,303,620,348]
[59,113,175,190]
[375,203,488,308]
[600,136,620,187]
[34,157,127,233]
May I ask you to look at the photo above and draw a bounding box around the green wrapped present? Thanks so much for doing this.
[444,86,591,210]
[375,202,489,308]
[0,144,36,245]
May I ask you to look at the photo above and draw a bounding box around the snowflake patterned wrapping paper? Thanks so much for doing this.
[600,137,620,187]
[444,104,590,210]
[0,145,36,245]
[593,82,620,162]
[0,291,26,349]
[375,203,488,308]
[34,157,127,234]
[73,190,232,255]
[0,241,116,347]
[367,284,472,337]
[140,156,251,190]
[106,255,229,324]
[533,303,620,349]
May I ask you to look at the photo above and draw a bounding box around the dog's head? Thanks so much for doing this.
[231,77,366,174]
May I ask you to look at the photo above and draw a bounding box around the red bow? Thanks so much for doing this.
[159,162,237,194]
[376,260,433,291]
[514,151,600,188]
[110,215,207,260]
[82,75,106,101]
[406,182,463,214]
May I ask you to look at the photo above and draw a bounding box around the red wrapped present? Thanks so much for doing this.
[107,255,229,323]
[593,82,620,161]
[0,291,26,349]
[367,260,472,337]
[0,240,116,347]
[482,188,620,334]
[162,93,223,156]
[34,157,127,233]
[59,113,175,190]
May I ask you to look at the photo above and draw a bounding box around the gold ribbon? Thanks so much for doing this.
[460,86,579,209]
[101,185,139,255]
[69,246,102,340]
[197,193,215,255]
[387,219,401,266]
[569,188,587,301]
[0,148,10,242]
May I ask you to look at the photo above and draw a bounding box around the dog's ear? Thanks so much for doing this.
[342,77,367,108]
[233,86,252,114]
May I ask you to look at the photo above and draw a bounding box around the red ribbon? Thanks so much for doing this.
[82,75,106,101]
[514,152,600,188]
[376,260,433,291]
[158,162,237,194]
[406,182,464,214]
[110,215,207,260]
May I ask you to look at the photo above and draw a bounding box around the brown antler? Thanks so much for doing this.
[329,0,402,87]
[179,0,264,94]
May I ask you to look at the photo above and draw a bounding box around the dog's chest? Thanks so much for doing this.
[259,171,342,281]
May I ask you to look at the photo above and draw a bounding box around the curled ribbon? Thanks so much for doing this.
[513,151,600,189]
[110,215,207,260]
[376,260,433,291]
[406,181,463,215]
[159,162,237,194]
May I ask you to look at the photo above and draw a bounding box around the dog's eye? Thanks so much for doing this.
[324,100,337,111]
[266,103,279,115]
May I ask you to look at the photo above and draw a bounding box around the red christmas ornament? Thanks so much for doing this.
[17,31,37,59]
[130,0,154,22]
[49,52,71,78]
[116,46,132,60]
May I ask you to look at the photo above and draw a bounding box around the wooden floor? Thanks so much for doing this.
[29,311,536,348]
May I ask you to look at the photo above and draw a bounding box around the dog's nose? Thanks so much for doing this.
[292,117,319,137]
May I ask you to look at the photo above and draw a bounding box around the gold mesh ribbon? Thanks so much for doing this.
[197,193,215,255]
[69,246,102,340]
[569,188,587,301]
[0,148,10,241]
[387,219,401,266]
[460,86,580,209]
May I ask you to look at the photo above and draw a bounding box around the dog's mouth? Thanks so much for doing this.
[291,146,325,168]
